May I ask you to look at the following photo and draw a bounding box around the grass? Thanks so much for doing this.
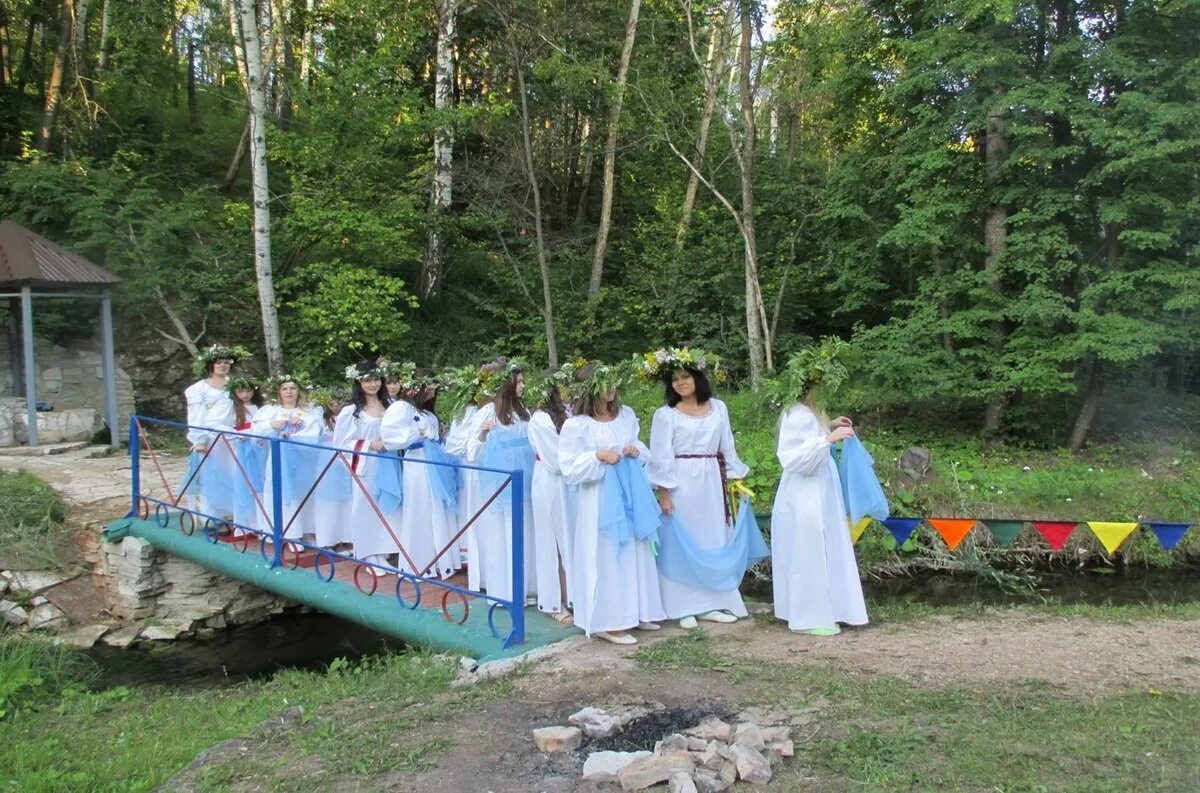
[0,469,72,571]
[635,631,1200,792]
[0,646,489,792]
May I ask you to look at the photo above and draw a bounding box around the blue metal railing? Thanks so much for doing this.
[128,414,527,647]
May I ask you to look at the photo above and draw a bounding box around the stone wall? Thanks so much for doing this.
[101,535,298,632]
[0,336,135,444]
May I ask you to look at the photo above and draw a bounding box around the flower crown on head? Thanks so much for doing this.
[766,337,853,405]
[574,359,634,398]
[523,360,578,407]
[193,344,252,378]
[344,360,386,382]
[309,385,350,410]
[263,372,311,398]
[375,358,412,381]
[224,376,260,396]
[637,347,719,380]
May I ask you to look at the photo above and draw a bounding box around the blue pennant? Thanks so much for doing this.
[1145,521,1192,551]
[882,517,923,546]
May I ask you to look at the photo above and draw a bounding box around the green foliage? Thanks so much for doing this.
[0,471,72,572]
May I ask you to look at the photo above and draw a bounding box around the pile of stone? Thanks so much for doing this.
[1,568,69,631]
[533,707,794,791]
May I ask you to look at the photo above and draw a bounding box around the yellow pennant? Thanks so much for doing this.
[1086,521,1139,554]
[849,516,872,544]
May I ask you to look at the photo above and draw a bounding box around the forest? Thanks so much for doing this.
[1,0,1197,449]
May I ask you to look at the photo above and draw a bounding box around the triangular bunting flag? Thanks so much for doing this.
[983,520,1024,547]
[1033,521,1077,551]
[849,516,872,545]
[883,517,922,546]
[928,518,976,551]
[1086,521,1139,554]
[1144,522,1192,551]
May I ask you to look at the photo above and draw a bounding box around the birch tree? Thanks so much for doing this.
[420,0,458,301]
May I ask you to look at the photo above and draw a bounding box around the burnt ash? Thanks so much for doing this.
[585,700,729,752]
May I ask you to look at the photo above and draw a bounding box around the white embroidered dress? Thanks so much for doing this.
[528,409,572,614]
[250,404,324,540]
[330,404,393,558]
[183,380,238,520]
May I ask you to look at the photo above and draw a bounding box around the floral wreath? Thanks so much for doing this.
[765,337,853,404]
[224,376,260,396]
[309,385,350,411]
[263,372,311,398]
[376,358,414,382]
[193,344,252,378]
[637,347,720,380]
[343,360,386,381]
[573,358,635,398]
[477,356,525,396]
[524,360,578,407]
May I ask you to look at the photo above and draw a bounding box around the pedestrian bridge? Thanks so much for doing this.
[106,416,577,663]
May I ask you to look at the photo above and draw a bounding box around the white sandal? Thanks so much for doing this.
[594,631,638,645]
[679,616,699,629]
[698,611,738,624]
[637,621,662,631]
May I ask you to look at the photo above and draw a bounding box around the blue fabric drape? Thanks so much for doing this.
[420,440,461,512]
[836,436,890,524]
[314,445,352,504]
[373,451,405,513]
[479,426,534,511]
[598,456,662,549]
[656,496,768,591]
[232,440,267,518]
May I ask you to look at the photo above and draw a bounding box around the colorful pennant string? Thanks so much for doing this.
[849,516,872,545]
[1144,522,1191,551]
[1086,521,1139,554]
[1032,521,1078,551]
[983,519,1024,547]
[883,517,922,546]
[928,518,977,551]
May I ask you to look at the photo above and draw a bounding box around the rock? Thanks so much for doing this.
[29,595,48,606]
[656,733,692,754]
[618,751,695,792]
[65,624,110,649]
[696,741,723,770]
[735,706,790,726]
[692,768,734,793]
[459,656,478,673]
[759,726,792,744]
[532,725,582,753]
[141,621,189,641]
[765,739,794,761]
[26,602,67,630]
[582,751,652,783]
[569,706,623,738]
[733,723,766,751]
[899,446,932,481]
[731,744,772,785]
[100,625,142,648]
[669,770,698,793]
[686,716,733,742]
[1,599,28,626]
[9,570,71,593]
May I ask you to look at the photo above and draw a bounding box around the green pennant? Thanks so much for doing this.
[984,520,1024,547]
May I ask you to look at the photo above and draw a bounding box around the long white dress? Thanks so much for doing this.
[329,404,392,558]
[250,404,324,541]
[381,401,459,579]
[466,402,536,603]
[560,406,666,636]
[528,409,572,614]
[183,380,238,520]
[445,405,482,585]
[648,399,751,619]
[313,414,353,547]
[230,404,267,534]
[770,404,868,631]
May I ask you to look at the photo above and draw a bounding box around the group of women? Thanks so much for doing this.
[182,342,868,643]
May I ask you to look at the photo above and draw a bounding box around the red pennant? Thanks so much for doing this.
[1033,521,1077,551]
[927,518,976,551]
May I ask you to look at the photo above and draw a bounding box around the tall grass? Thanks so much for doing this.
[0,469,71,571]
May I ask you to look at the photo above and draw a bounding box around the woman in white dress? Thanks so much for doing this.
[227,376,267,535]
[183,344,251,525]
[560,363,665,645]
[381,368,460,579]
[526,365,575,621]
[770,342,868,635]
[466,359,536,604]
[330,361,394,562]
[647,351,750,628]
[251,375,324,543]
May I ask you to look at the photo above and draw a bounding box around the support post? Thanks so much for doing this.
[100,289,120,446]
[129,417,140,517]
[507,468,526,647]
[20,285,37,446]
[270,437,284,568]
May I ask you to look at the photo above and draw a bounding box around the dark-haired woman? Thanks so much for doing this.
[184,345,248,524]
[527,368,574,620]
[227,377,266,535]
[560,365,665,645]
[649,362,750,628]
[467,363,536,604]
[381,369,460,579]
[331,363,393,562]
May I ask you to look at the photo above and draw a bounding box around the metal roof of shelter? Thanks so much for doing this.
[0,220,120,288]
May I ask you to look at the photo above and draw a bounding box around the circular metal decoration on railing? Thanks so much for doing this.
[486,602,510,637]
[353,563,379,595]
[442,590,470,626]
[395,576,423,610]
[137,497,150,520]
[282,541,303,570]
[258,536,274,563]
[230,530,251,554]
[179,511,196,536]
[154,503,170,527]
[203,518,221,544]
[312,549,336,582]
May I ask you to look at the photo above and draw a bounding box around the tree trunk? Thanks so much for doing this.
[97,0,110,71]
[271,0,292,128]
[586,0,641,302]
[35,0,73,152]
[981,84,1009,433]
[573,91,601,224]
[72,0,87,51]
[420,0,457,301]
[511,40,558,367]
[0,1,12,89]
[1067,359,1102,453]
[234,0,284,373]
[223,117,251,189]
[676,6,732,249]
[298,0,315,83]
[186,35,198,128]
[228,0,248,89]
